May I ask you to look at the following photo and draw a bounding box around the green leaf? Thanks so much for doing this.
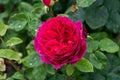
[90,32,108,40]
[99,38,119,53]
[106,12,120,33]
[0,58,6,71]
[12,72,25,80]
[7,77,14,80]
[46,64,55,75]
[0,11,8,22]
[107,72,120,80]
[55,74,67,80]
[69,8,85,22]
[11,0,21,4]
[0,22,8,36]
[86,6,108,29]
[32,64,46,80]
[22,53,43,68]
[23,68,34,80]
[0,49,22,61]
[89,51,107,69]
[90,73,106,80]
[32,3,45,18]
[74,58,93,72]
[27,14,41,36]
[95,51,108,65]
[77,0,96,7]
[0,0,9,4]
[8,13,28,31]
[47,74,67,80]
[107,66,120,80]
[0,74,6,80]
[66,64,74,76]
[104,0,120,12]
[18,2,33,12]
[6,37,23,47]
[87,40,99,53]
[89,54,102,69]
[95,0,104,6]
[26,40,37,55]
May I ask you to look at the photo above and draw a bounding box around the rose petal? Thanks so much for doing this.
[34,16,87,69]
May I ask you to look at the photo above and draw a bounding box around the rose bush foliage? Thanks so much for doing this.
[0,0,120,80]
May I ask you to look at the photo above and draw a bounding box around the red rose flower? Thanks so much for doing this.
[34,16,87,69]
[42,0,56,7]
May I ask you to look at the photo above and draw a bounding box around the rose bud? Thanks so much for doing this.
[42,0,56,7]
[34,16,87,69]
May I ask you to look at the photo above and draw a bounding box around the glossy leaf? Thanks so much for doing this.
[27,14,41,36]
[18,2,33,12]
[74,58,93,72]
[32,3,45,18]
[106,12,120,33]
[23,68,34,80]
[90,32,108,40]
[66,64,74,76]
[8,13,28,31]
[86,6,108,29]
[87,40,99,53]
[46,64,55,75]
[104,0,120,12]
[95,0,104,6]
[7,78,14,80]
[89,51,107,69]
[69,8,85,22]
[6,37,23,47]
[0,22,8,36]
[89,54,102,69]
[32,64,46,80]
[0,49,22,61]
[22,53,43,68]
[99,38,119,53]
[77,0,96,7]
[12,72,25,80]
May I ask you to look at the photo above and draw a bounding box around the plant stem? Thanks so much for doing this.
[0,36,3,43]
[49,7,54,17]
